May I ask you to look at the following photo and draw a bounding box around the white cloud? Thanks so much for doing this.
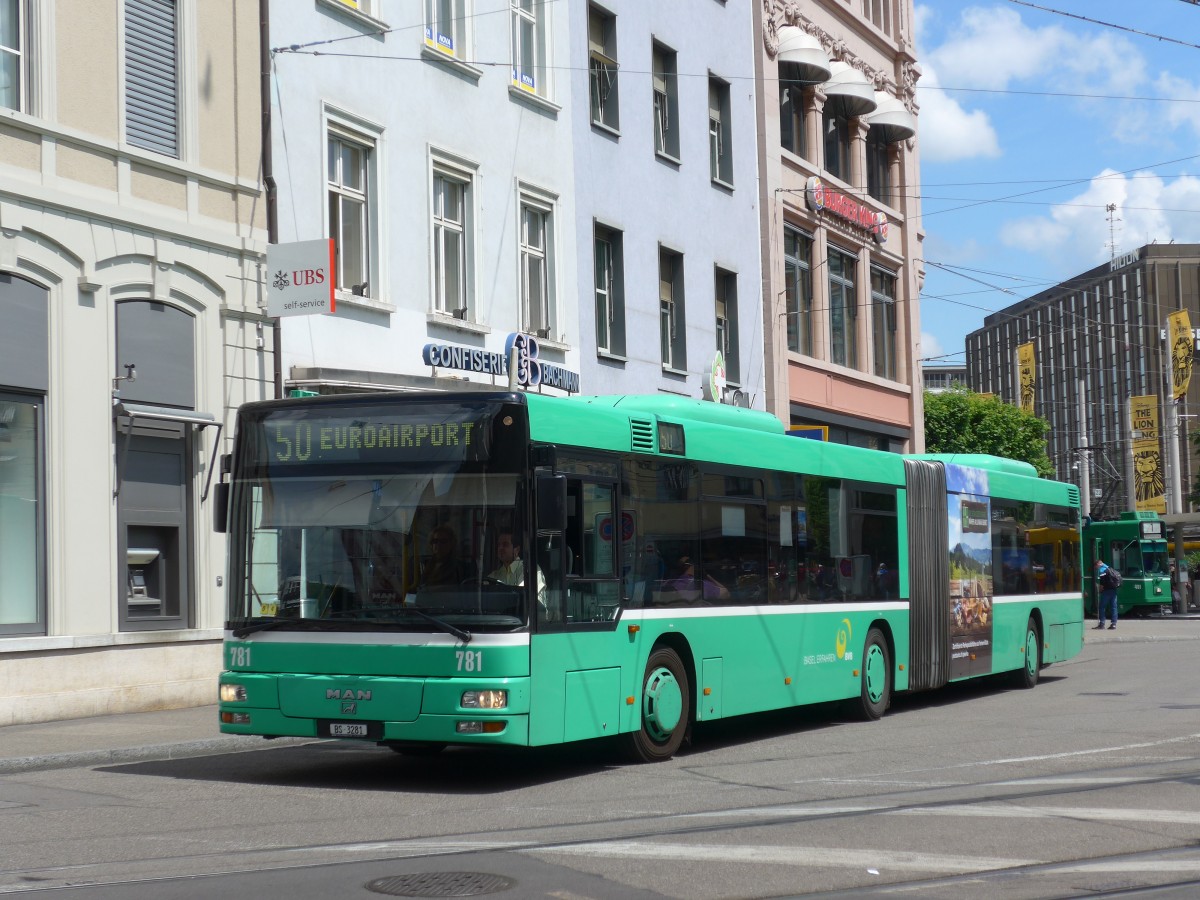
[1000,171,1200,270]
[1155,71,1200,137]
[925,6,1141,95]
[916,62,1000,163]
[920,332,945,361]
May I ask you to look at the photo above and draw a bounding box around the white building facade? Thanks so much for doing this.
[0,0,268,724]
[570,1,766,404]
[273,0,581,397]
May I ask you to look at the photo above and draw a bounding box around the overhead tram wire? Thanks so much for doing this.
[1005,0,1200,51]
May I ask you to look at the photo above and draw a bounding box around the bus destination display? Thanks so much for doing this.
[260,409,490,465]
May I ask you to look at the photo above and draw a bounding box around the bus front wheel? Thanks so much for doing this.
[856,627,892,721]
[625,647,691,762]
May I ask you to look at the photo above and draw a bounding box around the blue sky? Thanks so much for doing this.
[914,0,1200,366]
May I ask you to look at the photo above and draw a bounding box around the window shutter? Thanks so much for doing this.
[125,0,178,157]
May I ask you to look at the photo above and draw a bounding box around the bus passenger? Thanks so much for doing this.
[665,557,729,602]
[421,525,473,587]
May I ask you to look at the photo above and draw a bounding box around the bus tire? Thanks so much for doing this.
[625,647,690,762]
[856,627,891,721]
[1013,617,1041,689]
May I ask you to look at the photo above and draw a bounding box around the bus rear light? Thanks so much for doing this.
[220,684,247,702]
[461,690,507,709]
[221,712,251,724]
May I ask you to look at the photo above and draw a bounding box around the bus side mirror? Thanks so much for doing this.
[536,474,567,532]
[213,481,229,533]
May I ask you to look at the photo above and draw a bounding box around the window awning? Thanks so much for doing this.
[866,92,917,143]
[114,402,218,428]
[112,402,222,501]
[823,61,877,118]
[777,25,831,86]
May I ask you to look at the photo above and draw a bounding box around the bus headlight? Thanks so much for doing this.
[461,690,507,709]
[220,683,247,702]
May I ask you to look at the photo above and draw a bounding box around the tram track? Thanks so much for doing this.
[4,735,1200,896]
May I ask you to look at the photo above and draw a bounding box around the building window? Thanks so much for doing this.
[864,0,890,35]
[588,5,618,129]
[779,78,806,158]
[823,108,851,182]
[708,77,732,185]
[511,0,548,98]
[784,227,813,355]
[0,0,26,112]
[0,273,48,637]
[125,0,179,157]
[652,42,679,159]
[519,194,556,338]
[715,268,739,383]
[829,248,858,369]
[871,267,897,380]
[0,392,44,635]
[424,0,465,58]
[594,224,626,356]
[335,0,378,14]
[432,168,472,317]
[659,247,685,370]
[328,130,372,297]
[867,131,890,203]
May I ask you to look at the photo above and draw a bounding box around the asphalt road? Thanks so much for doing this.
[3,623,1200,899]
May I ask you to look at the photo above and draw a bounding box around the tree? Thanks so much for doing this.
[924,386,1055,478]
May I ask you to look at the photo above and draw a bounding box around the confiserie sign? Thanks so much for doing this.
[805,176,888,245]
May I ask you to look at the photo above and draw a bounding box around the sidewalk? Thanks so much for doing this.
[0,704,314,775]
[1,618,1198,776]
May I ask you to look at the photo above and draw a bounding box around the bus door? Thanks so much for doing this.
[528,455,626,746]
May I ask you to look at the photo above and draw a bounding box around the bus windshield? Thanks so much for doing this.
[229,470,529,631]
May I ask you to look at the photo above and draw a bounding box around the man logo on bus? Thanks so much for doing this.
[836,619,852,660]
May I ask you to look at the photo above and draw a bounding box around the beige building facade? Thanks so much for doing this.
[755,0,925,451]
[0,0,268,724]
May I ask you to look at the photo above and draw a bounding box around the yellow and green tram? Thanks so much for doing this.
[214,391,1083,761]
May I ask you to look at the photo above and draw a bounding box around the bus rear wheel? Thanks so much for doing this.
[625,647,690,763]
[1013,617,1041,689]
[856,627,891,721]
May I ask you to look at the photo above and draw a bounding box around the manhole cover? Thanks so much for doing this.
[366,872,517,897]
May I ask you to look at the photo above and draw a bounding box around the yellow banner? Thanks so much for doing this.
[1129,394,1165,514]
[1017,343,1035,414]
[1168,309,1193,401]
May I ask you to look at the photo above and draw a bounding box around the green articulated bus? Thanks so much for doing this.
[1082,511,1171,617]
[214,391,1084,761]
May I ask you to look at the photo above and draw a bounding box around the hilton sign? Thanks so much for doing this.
[805,176,888,245]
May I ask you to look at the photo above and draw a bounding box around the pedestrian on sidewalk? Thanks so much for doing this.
[1095,559,1118,630]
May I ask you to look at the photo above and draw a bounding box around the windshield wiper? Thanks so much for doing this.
[402,607,472,643]
[230,618,326,638]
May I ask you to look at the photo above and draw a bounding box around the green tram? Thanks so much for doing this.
[214,392,1084,761]
[1082,511,1171,617]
